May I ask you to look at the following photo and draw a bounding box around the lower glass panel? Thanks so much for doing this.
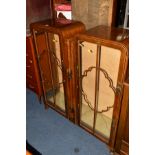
[55,87,65,111]
[95,111,112,139]
[81,103,94,129]
[46,85,65,111]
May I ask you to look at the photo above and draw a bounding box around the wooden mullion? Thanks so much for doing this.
[32,29,47,107]
[93,45,101,133]
[44,32,56,106]
[78,40,83,125]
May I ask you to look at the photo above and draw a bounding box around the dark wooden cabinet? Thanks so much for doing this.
[26,35,42,100]
[30,18,85,119]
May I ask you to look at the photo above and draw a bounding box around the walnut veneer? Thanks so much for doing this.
[30,18,85,120]
[75,25,129,150]
[29,19,129,152]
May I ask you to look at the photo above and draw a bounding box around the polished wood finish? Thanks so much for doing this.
[30,18,85,120]
[26,35,42,100]
[75,25,129,150]
[30,20,129,152]
[115,79,129,155]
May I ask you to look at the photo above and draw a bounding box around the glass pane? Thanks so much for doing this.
[45,33,65,112]
[36,32,53,92]
[81,69,95,129]
[80,41,97,129]
[95,111,112,139]
[95,46,121,138]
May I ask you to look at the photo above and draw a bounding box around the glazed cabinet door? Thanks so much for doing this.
[77,40,128,148]
[32,29,67,115]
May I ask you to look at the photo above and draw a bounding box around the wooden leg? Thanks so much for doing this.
[44,104,49,109]
[37,95,42,104]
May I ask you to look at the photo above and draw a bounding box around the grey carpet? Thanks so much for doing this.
[26,89,111,155]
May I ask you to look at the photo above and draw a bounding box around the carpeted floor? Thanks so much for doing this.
[26,89,111,155]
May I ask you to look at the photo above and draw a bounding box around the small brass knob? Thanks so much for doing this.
[88,49,93,53]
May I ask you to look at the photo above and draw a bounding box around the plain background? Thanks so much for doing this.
[0,0,155,154]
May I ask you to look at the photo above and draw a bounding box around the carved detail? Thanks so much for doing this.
[81,66,116,113]
[50,49,63,71]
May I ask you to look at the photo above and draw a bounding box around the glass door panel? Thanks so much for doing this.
[33,30,66,113]
[79,41,121,140]
[95,46,121,138]
[80,41,97,129]
[35,32,53,92]
[95,111,112,139]
[95,71,114,139]
[45,33,65,112]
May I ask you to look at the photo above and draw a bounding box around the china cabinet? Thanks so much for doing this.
[75,25,129,149]
[30,18,85,119]
[30,19,129,151]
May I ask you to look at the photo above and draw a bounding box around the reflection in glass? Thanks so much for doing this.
[45,33,65,112]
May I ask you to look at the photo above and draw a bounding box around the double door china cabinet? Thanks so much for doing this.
[30,18,129,152]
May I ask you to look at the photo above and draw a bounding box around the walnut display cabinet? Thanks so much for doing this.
[75,25,129,150]
[30,18,85,120]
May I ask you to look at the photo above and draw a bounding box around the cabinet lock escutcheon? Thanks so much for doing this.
[67,68,72,80]
[116,83,123,95]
